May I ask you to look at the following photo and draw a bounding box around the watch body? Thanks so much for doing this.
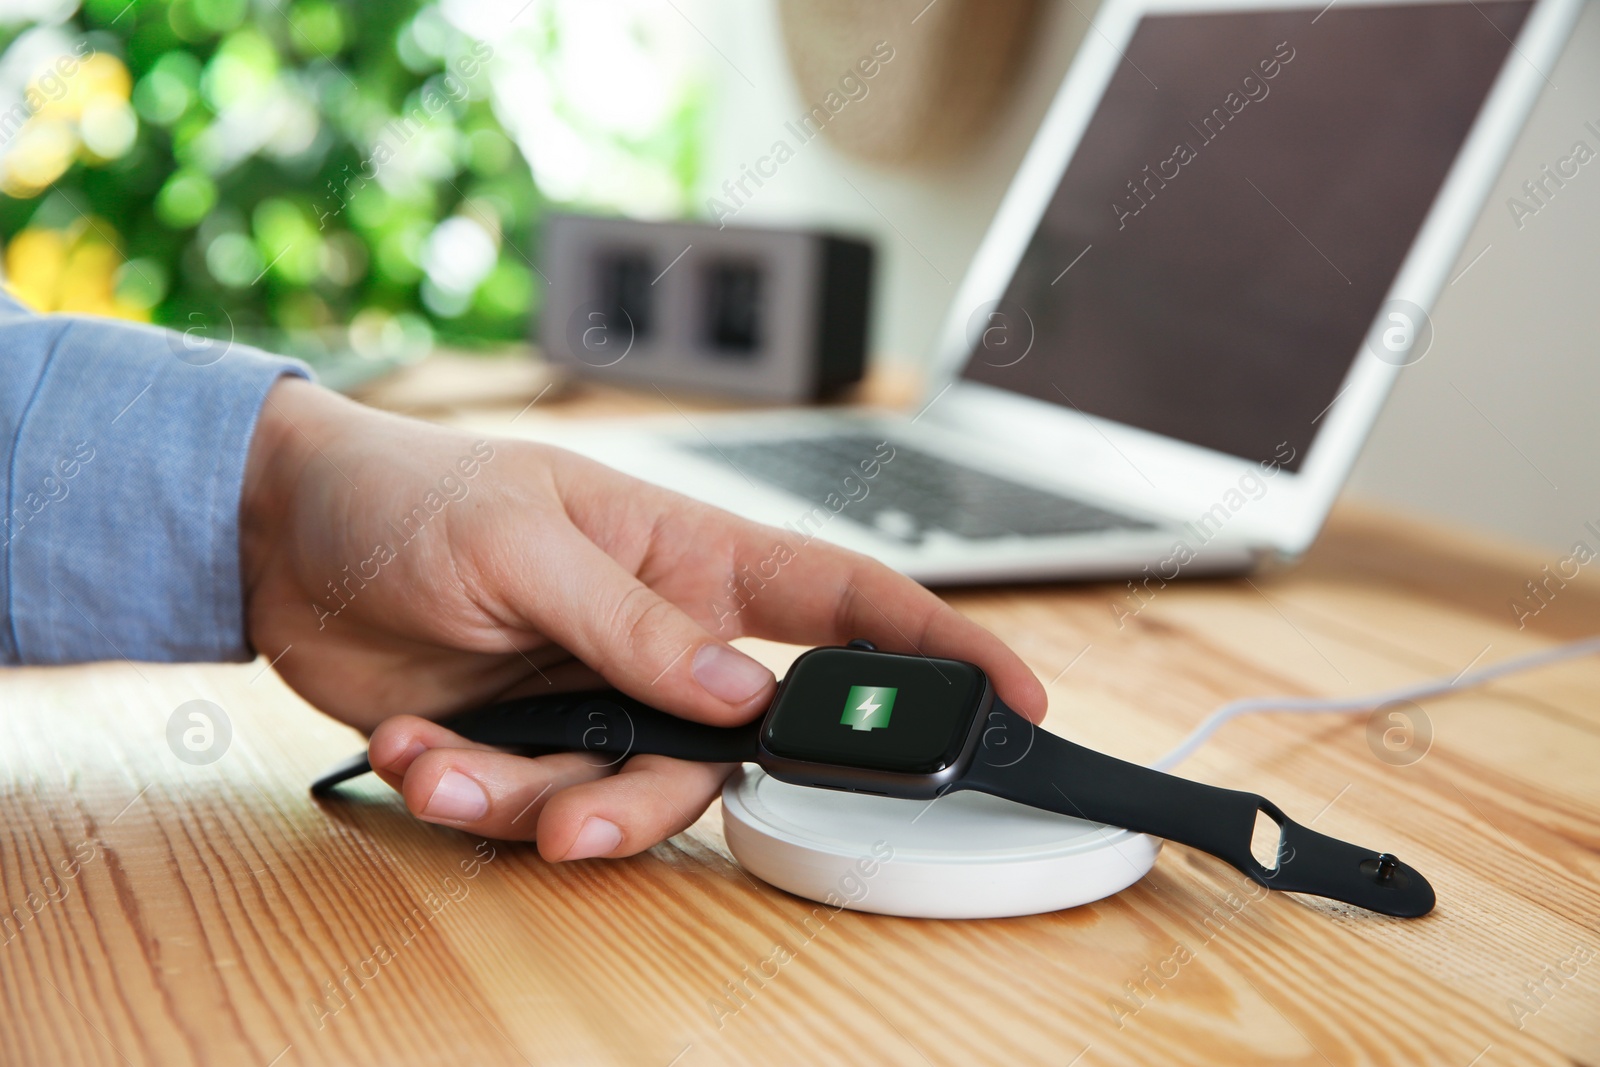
[756,647,992,798]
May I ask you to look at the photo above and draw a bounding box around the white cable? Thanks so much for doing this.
[1149,634,1600,771]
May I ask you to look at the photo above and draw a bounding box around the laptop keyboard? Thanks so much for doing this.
[685,436,1154,544]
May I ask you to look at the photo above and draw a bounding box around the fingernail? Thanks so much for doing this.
[563,816,622,861]
[421,769,489,823]
[377,739,427,774]
[692,644,772,705]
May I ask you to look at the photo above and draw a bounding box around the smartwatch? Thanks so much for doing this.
[312,642,1435,918]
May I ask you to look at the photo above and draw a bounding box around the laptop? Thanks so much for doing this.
[514,0,1580,585]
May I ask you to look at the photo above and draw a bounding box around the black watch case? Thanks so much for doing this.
[755,646,995,800]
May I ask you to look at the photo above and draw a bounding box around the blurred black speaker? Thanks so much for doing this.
[540,215,874,401]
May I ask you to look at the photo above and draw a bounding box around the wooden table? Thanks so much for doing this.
[3,375,1598,1066]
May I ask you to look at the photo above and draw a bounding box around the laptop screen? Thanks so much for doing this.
[959,1,1532,472]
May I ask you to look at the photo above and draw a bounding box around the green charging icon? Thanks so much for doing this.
[841,685,897,731]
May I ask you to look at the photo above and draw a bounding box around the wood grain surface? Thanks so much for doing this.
[2,378,1597,1067]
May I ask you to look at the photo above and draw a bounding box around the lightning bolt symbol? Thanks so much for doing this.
[856,694,880,719]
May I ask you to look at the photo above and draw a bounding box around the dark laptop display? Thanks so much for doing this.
[961,1,1532,470]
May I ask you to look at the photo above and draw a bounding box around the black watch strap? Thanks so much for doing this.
[309,687,1434,918]
[958,703,1435,917]
[309,689,762,795]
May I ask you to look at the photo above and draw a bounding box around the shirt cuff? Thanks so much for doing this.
[3,316,310,664]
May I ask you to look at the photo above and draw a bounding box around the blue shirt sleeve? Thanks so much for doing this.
[1,290,310,665]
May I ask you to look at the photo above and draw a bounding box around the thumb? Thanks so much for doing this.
[517,527,775,725]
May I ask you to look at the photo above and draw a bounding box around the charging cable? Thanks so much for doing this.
[1151,634,1600,771]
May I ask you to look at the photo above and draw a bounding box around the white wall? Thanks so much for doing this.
[692,0,1600,552]
[692,0,1095,363]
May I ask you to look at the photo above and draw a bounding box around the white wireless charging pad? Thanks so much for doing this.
[722,767,1161,919]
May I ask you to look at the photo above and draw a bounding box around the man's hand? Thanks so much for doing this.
[242,377,1046,861]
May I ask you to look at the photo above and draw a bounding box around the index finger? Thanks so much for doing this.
[716,526,1048,723]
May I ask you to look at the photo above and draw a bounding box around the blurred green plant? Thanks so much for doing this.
[0,0,704,365]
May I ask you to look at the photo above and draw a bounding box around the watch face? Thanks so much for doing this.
[761,648,987,775]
